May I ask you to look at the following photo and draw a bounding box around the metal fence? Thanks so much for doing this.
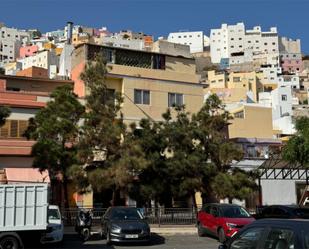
[62,207,198,226]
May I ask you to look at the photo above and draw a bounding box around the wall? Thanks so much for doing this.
[16,66,48,78]
[167,31,204,53]
[19,45,38,58]
[109,76,204,123]
[228,105,274,139]
[165,56,196,75]
[261,179,299,205]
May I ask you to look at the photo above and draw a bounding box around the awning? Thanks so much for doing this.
[4,168,50,183]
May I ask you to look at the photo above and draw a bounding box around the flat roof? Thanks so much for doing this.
[75,42,194,59]
[0,74,74,84]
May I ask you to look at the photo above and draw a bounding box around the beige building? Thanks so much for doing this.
[71,43,204,124]
[206,70,264,103]
[227,103,275,139]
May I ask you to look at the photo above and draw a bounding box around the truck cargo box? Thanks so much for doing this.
[0,184,48,231]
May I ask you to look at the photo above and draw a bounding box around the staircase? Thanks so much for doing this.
[299,185,309,206]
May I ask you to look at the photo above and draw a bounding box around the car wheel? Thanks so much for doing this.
[0,236,19,249]
[197,223,205,237]
[218,228,226,243]
[106,230,112,245]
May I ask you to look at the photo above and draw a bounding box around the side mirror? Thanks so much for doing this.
[218,245,227,249]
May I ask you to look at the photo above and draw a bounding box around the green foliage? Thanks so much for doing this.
[211,169,258,203]
[283,117,309,167]
[26,84,85,207]
[0,68,4,75]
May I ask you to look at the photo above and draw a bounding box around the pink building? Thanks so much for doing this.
[19,45,38,58]
[280,53,304,74]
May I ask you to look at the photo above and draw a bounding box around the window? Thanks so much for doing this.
[282,94,287,101]
[234,111,244,119]
[168,93,183,107]
[231,38,234,41]
[264,42,268,45]
[231,227,264,249]
[134,89,150,105]
[210,207,219,217]
[239,38,242,40]
[0,120,28,138]
[233,77,241,82]
[263,228,295,249]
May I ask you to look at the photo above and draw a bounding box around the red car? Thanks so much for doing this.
[197,203,255,242]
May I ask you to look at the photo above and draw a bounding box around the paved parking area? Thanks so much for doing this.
[27,234,220,249]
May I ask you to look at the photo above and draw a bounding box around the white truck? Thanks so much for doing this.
[0,184,63,249]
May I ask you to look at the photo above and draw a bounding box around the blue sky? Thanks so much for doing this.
[2,0,309,53]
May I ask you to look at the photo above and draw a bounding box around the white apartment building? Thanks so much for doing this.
[210,23,279,66]
[259,85,295,135]
[0,26,30,63]
[18,50,59,78]
[167,31,205,53]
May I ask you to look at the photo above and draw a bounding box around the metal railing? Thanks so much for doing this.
[62,207,198,226]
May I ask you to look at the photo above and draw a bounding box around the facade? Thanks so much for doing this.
[280,52,303,74]
[16,66,48,78]
[167,31,205,53]
[71,43,204,125]
[152,40,191,58]
[19,45,39,58]
[227,104,275,139]
[0,26,30,64]
[210,23,279,67]
[18,50,59,78]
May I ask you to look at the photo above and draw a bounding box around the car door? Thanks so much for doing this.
[199,205,211,230]
[262,226,298,249]
[209,206,220,234]
[228,226,267,249]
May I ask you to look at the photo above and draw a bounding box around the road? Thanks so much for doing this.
[27,234,220,249]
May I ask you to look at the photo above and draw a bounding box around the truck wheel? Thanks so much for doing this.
[0,236,19,249]
[218,228,226,243]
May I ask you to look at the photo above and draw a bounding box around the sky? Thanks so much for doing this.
[1,0,309,53]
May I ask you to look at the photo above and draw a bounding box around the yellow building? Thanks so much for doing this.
[227,103,275,139]
[72,44,204,124]
[206,70,264,103]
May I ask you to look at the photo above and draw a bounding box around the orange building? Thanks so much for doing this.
[16,66,48,78]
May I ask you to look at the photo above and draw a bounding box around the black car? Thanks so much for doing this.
[257,205,309,219]
[218,219,309,249]
[101,207,150,244]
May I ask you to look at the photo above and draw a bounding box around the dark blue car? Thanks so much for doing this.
[218,219,309,249]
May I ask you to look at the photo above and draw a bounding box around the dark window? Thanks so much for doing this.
[134,89,150,105]
[153,54,165,70]
[281,95,287,101]
[231,227,264,249]
[263,228,295,249]
[210,207,219,217]
[168,93,183,107]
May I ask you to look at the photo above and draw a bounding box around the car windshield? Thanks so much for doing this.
[110,208,143,220]
[295,208,309,218]
[221,206,251,218]
[48,208,60,220]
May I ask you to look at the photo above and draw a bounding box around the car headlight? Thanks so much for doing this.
[226,223,237,228]
[111,224,121,233]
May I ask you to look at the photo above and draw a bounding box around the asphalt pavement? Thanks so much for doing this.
[27,234,220,249]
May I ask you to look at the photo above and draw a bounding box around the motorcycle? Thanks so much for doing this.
[75,209,92,241]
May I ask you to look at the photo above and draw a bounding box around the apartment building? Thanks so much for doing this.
[0,26,30,64]
[71,43,204,124]
[210,23,279,67]
[18,50,59,78]
[167,31,207,53]
[206,70,263,103]
[19,44,39,58]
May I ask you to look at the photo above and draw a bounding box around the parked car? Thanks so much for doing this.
[197,203,255,242]
[256,205,309,219]
[41,205,64,244]
[101,207,150,244]
[218,219,309,249]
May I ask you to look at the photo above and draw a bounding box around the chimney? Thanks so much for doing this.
[66,21,73,44]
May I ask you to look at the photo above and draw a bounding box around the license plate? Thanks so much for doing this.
[125,234,138,239]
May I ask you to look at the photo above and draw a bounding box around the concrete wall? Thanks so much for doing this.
[229,105,274,139]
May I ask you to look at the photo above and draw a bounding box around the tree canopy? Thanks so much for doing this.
[26,84,85,208]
